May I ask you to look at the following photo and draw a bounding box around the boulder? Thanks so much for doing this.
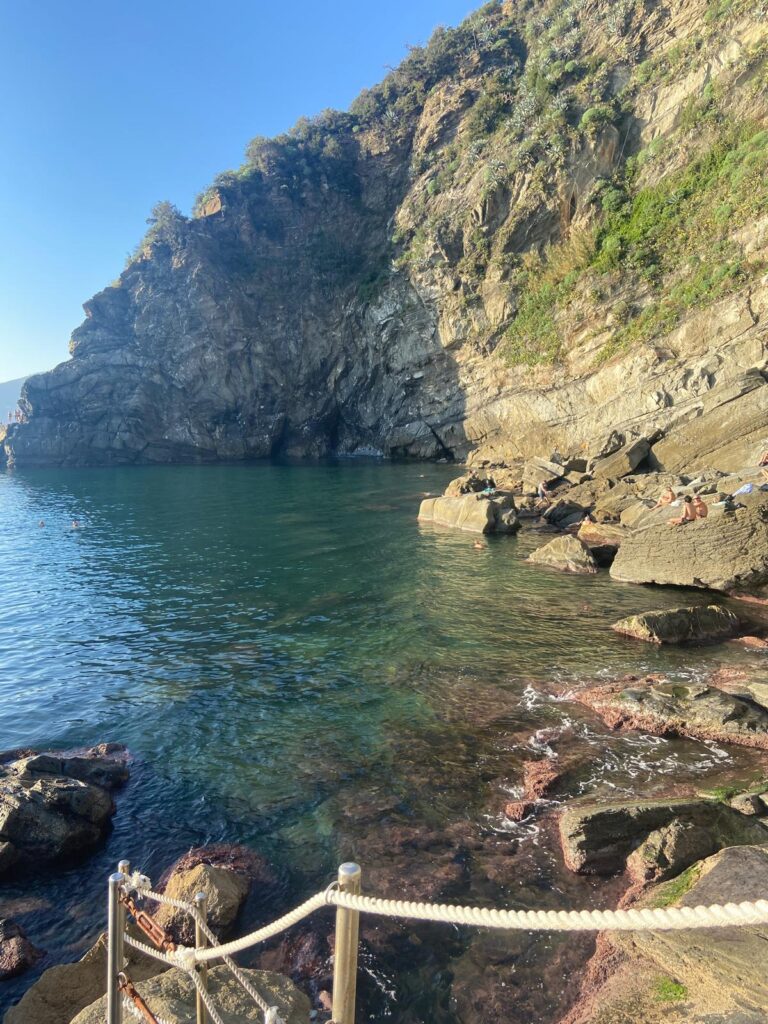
[418,494,520,534]
[522,457,564,493]
[155,844,277,945]
[0,747,127,876]
[0,919,43,980]
[593,481,644,521]
[612,605,741,644]
[625,820,718,885]
[542,499,586,529]
[577,520,626,565]
[575,678,768,749]
[610,501,768,593]
[70,966,310,1024]
[559,797,767,875]
[651,371,768,474]
[591,438,650,480]
[3,932,158,1024]
[527,535,599,574]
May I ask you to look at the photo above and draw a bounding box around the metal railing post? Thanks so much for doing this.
[331,862,361,1024]
[107,864,128,1024]
[194,891,209,1024]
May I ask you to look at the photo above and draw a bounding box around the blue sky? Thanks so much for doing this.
[0,0,475,383]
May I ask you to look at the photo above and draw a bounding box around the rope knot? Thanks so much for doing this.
[123,870,152,894]
[169,946,197,973]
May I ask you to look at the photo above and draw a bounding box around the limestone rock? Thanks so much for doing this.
[0,747,127,876]
[591,438,650,480]
[612,605,741,644]
[3,932,158,1024]
[527,535,599,574]
[522,458,564,493]
[626,820,718,885]
[576,679,768,749]
[154,844,278,946]
[418,493,520,534]
[559,798,767,875]
[610,501,768,593]
[542,499,586,529]
[70,966,310,1024]
[577,520,626,565]
[0,919,43,980]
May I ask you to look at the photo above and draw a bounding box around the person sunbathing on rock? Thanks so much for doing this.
[652,486,676,509]
[692,495,708,519]
[669,495,696,525]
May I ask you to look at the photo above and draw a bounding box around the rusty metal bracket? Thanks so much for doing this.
[118,972,160,1024]
[119,893,177,953]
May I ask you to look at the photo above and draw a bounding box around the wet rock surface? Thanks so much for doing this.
[0,746,128,877]
[612,605,741,644]
[0,920,43,981]
[576,679,768,749]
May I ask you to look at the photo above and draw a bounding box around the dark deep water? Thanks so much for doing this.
[1,461,765,1021]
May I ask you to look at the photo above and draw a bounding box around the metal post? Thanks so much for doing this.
[331,863,361,1024]
[107,867,127,1024]
[194,891,208,1024]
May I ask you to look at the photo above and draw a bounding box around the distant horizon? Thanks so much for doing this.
[0,0,475,382]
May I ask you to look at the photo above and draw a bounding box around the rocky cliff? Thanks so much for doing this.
[5,0,768,467]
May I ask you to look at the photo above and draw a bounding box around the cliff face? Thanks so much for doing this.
[6,0,768,467]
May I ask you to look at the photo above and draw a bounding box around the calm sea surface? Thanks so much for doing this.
[0,462,763,1021]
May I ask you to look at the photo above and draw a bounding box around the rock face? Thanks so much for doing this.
[418,493,520,534]
[4,2,768,470]
[565,846,768,1024]
[612,605,741,644]
[576,679,768,749]
[0,746,128,876]
[0,920,43,980]
[610,501,768,593]
[70,966,310,1024]
[527,535,599,574]
[558,797,767,875]
[591,438,650,481]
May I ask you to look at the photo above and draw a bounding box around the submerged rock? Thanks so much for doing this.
[418,493,520,534]
[70,966,310,1024]
[576,679,768,749]
[0,745,128,877]
[612,605,741,644]
[527,535,599,574]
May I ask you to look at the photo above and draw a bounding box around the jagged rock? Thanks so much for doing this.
[155,844,278,945]
[593,481,645,521]
[559,797,767,875]
[3,933,158,1024]
[0,746,128,876]
[418,493,520,534]
[522,458,564,493]
[612,605,741,644]
[575,679,768,749]
[651,371,768,474]
[527,535,599,574]
[626,821,718,885]
[728,793,763,816]
[577,520,626,565]
[0,919,43,980]
[542,499,586,528]
[610,500,768,593]
[591,438,650,480]
[70,966,310,1024]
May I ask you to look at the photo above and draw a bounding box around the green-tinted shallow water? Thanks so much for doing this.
[0,462,765,1021]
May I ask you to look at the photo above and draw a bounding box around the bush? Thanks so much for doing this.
[580,103,615,134]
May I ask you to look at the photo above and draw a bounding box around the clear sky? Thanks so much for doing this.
[0,0,475,383]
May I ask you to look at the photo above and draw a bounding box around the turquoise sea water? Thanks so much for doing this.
[0,462,764,1021]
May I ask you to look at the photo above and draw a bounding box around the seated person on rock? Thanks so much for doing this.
[669,495,696,525]
[692,495,709,518]
[652,486,676,509]
[760,445,768,483]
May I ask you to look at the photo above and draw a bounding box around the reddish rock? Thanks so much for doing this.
[504,800,535,821]
[522,759,562,799]
[0,919,44,980]
[732,635,768,650]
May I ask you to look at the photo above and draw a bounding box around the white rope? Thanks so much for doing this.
[124,933,180,969]
[188,967,226,1024]
[327,890,768,933]
[122,995,181,1024]
[192,891,328,964]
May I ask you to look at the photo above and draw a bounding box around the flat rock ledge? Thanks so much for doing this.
[70,966,310,1024]
[418,493,520,534]
[0,744,129,877]
[612,605,741,644]
[574,678,768,749]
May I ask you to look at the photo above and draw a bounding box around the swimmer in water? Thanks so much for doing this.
[71,519,80,529]
[38,520,45,528]
[473,540,486,550]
